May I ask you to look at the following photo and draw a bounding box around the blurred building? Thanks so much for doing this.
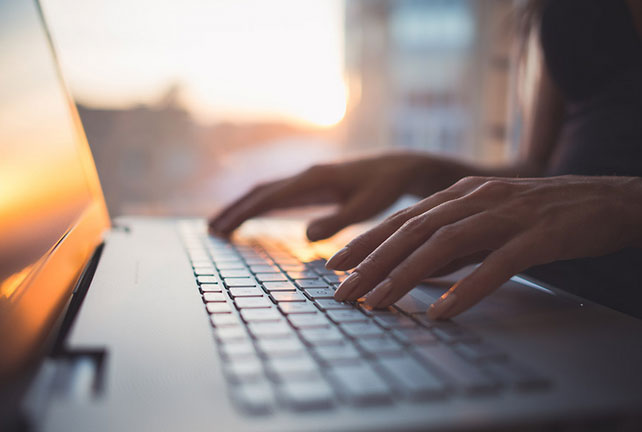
[344,0,517,164]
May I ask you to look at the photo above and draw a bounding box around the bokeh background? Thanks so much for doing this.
[41,0,522,217]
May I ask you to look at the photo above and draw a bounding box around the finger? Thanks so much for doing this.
[334,199,490,302]
[361,212,517,308]
[306,180,402,242]
[428,234,538,320]
[326,188,464,270]
[209,170,331,235]
[422,251,488,279]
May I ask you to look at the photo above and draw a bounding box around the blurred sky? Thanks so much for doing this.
[41,0,347,127]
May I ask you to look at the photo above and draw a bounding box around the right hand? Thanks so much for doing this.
[208,152,463,241]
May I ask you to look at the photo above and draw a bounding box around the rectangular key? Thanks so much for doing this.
[296,279,330,289]
[315,299,352,311]
[279,379,334,411]
[392,328,438,345]
[413,345,498,394]
[210,313,240,327]
[206,302,232,314]
[220,269,251,278]
[191,260,213,268]
[453,342,508,363]
[327,309,368,324]
[279,302,318,314]
[323,274,348,284]
[255,273,287,282]
[327,363,392,405]
[229,287,264,297]
[241,308,282,322]
[377,356,447,400]
[356,336,403,356]
[262,281,297,292]
[250,264,281,273]
[224,277,259,287]
[288,313,330,329]
[304,288,336,299]
[224,359,264,383]
[193,266,216,276]
[214,326,249,342]
[267,355,319,381]
[257,337,305,357]
[278,263,307,272]
[219,341,257,359]
[215,261,246,270]
[199,283,222,293]
[202,292,226,302]
[231,381,274,415]
[394,294,428,315]
[298,328,344,346]
[271,291,306,302]
[248,321,293,339]
[235,297,273,309]
[432,325,479,344]
[197,275,219,284]
[340,322,385,338]
[313,343,361,364]
[286,271,319,280]
[374,313,417,329]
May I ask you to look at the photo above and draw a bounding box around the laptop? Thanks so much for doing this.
[1,1,641,430]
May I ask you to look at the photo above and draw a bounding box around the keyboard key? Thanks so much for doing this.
[394,294,428,315]
[413,345,498,394]
[327,310,368,324]
[356,336,404,356]
[202,292,226,302]
[413,314,435,328]
[235,297,273,309]
[206,302,233,313]
[191,260,213,268]
[373,313,417,329]
[210,313,241,327]
[220,269,251,278]
[288,313,330,329]
[279,302,318,314]
[322,274,348,284]
[286,271,319,280]
[271,291,306,302]
[250,264,281,273]
[314,343,361,364]
[199,283,222,293]
[231,381,274,415]
[257,337,305,357]
[229,287,264,297]
[304,288,336,299]
[315,299,352,311]
[340,322,385,338]
[215,261,246,270]
[225,359,264,383]
[241,308,283,322]
[224,277,259,287]
[256,273,287,282]
[267,355,319,381]
[197,275,219,284]
[262,281,297,292]
[214,326,249,342]
[392,328,438,345]
[279,379,334,411]
[376,356,447,400]
[278,263,307,272]
[296,279,330,289]
[193,266,216,276]
[432,325,479,344]
[298,328,344,346]
[220,341,256,359]
[248,321,293,339]
[327,363,392,405]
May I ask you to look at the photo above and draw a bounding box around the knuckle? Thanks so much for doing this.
[474,179,512,197]
[384,208,411,226]
[399,215,425,235]
[432,223,461,244]
[455,176,484,188]
[304,163,331,177]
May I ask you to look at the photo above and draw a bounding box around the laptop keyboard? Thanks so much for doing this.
[179,221,548,415]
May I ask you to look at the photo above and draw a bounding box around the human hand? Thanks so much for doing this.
[328,175,642,319]
[209,152,461,241]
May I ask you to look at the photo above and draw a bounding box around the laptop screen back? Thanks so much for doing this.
[0,0,109,375]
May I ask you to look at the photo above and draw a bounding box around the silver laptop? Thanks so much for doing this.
[1,1,641,431]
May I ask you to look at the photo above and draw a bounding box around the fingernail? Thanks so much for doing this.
[334,272,360,301]
[365,279,392,308]
[427,292,457,320]
[326,247,350,269]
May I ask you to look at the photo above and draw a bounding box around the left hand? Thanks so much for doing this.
[327,175,642,319]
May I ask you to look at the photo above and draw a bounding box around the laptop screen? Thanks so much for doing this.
[0,0,109,375]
